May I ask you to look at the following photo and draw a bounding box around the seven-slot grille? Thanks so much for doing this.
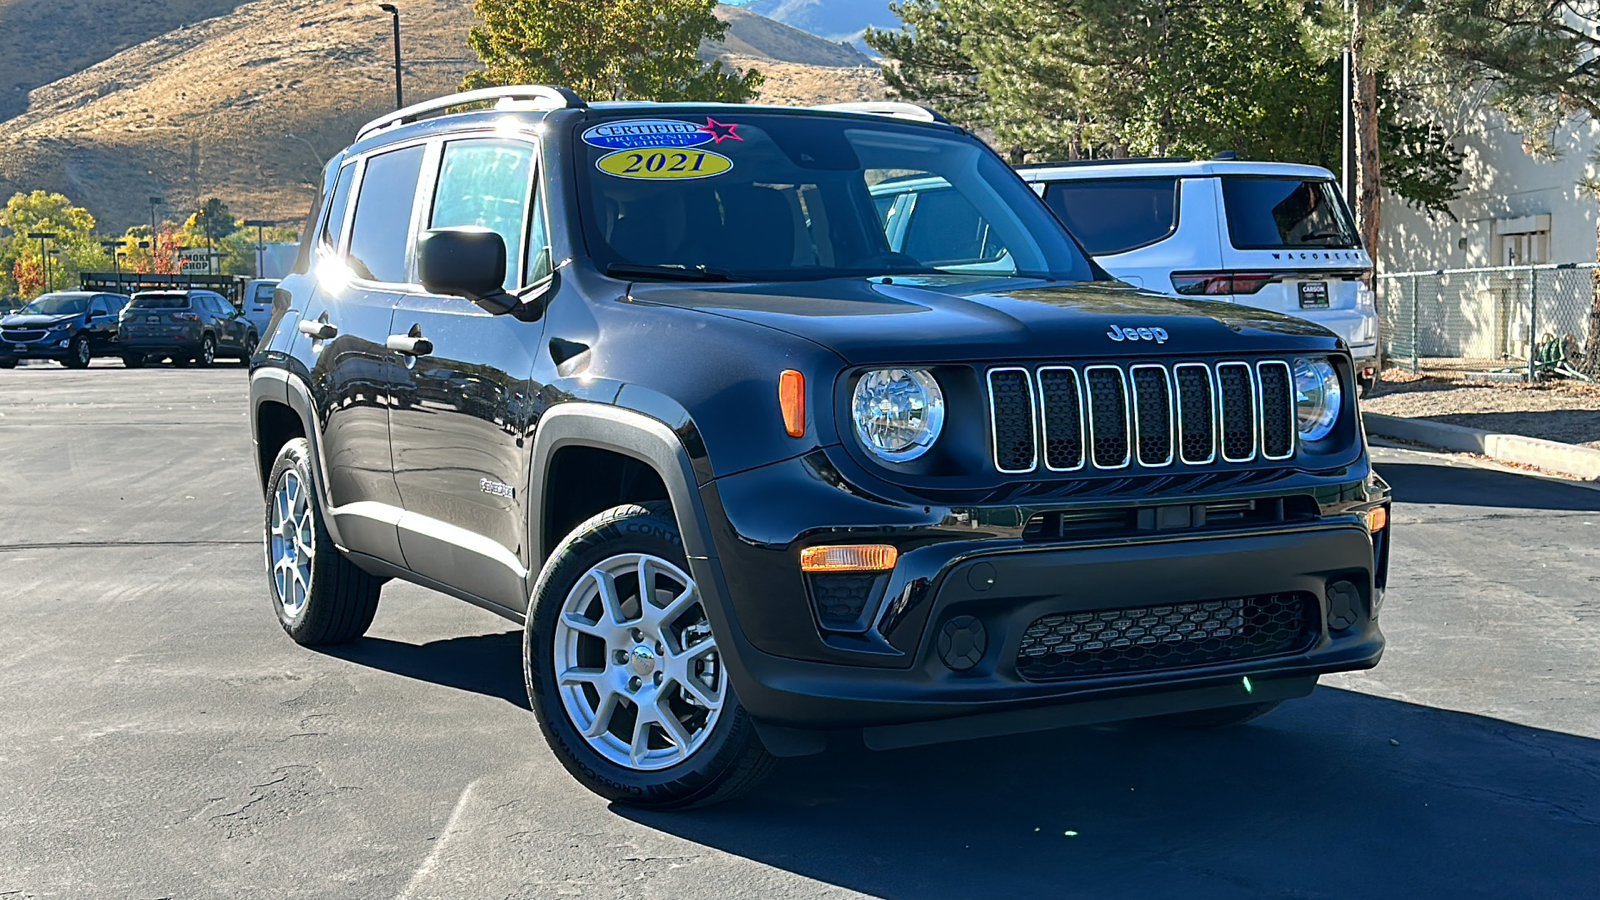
[988,360,1297,474]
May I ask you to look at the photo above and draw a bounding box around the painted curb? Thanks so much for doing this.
[1364,413,1600,480]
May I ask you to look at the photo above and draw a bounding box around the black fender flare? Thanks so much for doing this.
[249,365,346,548]
[522,402,717,585]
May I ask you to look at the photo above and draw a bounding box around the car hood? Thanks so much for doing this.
[1,313,78,328]
[625,275,1341,365]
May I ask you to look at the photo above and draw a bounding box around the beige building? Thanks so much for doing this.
[1378,111,1600,272]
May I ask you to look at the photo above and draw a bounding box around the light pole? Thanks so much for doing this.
[27,231,57,294]
[148,196,165,266]
[379,4,403,110]
[244,219,275,278]
[100,239,121,279]
[1341,0,1352,198]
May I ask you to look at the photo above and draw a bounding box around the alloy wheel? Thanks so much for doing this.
[551,553,726,771]
[268,470,315,619]
[75,338,91,366]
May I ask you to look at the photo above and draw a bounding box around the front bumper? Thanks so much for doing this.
[0,334,74,358]
[691,450,1389,751]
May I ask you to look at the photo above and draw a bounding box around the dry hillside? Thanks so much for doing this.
[0,0,884,232]
[0,0,250,122]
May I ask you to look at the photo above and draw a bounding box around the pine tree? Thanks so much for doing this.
[463,0,762,103]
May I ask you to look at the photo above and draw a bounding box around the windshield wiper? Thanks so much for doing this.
[605,263,733,282]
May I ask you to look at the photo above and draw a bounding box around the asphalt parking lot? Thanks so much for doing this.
[2,362,1598,899]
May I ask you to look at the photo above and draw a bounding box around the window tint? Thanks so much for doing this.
[899,187,1010,267]
[131,294,189,309]
[1043,178,1178,256]
[89,297,109,316]
[1220,177,1359,250]
[320,163,357,249]
[429,139,536,291]
[252,283,277,303]
[348,145,426,283]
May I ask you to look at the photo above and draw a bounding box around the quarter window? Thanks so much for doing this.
[1043,178,1179,256]
[347,145,427,284]
[320,163,357,250]
[429,139,537,290]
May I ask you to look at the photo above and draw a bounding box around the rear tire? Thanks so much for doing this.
[526,502,775,808]
[197,334,216,367]
[265,438,382,646]
[63,335,91,369]
[1144,701,1283,729]
[122,353,146,369]
[1357,373,1377,399]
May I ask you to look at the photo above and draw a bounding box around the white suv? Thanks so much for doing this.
[1015,159,1378,395]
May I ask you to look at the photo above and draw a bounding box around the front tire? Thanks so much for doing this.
[264,438,381,645]
[63,335,91,368]
[0,357,16,369]
[240,332,258,365]
[526,502,774,808]
[122,353,146,369]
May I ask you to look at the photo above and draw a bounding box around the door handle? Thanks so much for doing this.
[386,334,433,357]
[298,319,337,339]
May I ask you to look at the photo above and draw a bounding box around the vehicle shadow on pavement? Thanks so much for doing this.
[321,632,529,709]
[621,687,1600,898]
[1377,460,1600,511]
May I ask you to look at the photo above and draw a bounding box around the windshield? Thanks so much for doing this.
[19,293,88,316]
[576,111,1097,282]
[1221,177,1361,250]
[131,293,190,309]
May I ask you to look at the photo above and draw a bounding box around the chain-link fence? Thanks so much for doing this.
[1378,263,1597,381]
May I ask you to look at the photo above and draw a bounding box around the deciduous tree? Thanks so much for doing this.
[464,0,762,102]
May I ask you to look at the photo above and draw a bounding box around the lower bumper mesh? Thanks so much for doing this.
[1015,592,1317,682]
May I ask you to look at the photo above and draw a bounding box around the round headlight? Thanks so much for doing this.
[1293,357,1342,442]
[852,368,945,462]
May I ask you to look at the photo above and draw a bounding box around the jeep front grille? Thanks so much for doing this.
[987,360,1297,475]
[1014,591,1318,682]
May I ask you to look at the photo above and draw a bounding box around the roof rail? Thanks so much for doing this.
[1013,157,1192,169]
[811,101,948,124]
[356,85,586,141]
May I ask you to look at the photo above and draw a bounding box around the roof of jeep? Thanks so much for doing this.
[1016,159,1336,182]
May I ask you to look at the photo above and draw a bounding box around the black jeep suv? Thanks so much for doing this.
[249,86,1390,808]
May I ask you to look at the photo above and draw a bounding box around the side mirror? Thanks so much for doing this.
[418,227,517,315]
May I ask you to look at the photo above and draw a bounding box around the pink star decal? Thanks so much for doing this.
[698,117,742,144]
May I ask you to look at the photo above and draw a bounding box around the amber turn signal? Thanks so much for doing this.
[779,369,805,437]
[1363,507,1388,533]
[800,544,899,572]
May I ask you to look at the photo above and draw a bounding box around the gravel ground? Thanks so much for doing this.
[1364,375,1600,448]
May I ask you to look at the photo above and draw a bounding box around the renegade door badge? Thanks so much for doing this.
[1106,325,1169,343]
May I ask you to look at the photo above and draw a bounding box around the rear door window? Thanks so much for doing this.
[1220,177,1360,250]
[347,145,427,283]
[1042,177,1178,255]
[428,139,537,290]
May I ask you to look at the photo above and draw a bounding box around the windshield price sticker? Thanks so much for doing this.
[582,119,716,150]
[596,148,733,180]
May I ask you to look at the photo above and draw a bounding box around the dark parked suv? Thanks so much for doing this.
[0,291,129,368]
[249,86,1391,807]
[118,289,258,367]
